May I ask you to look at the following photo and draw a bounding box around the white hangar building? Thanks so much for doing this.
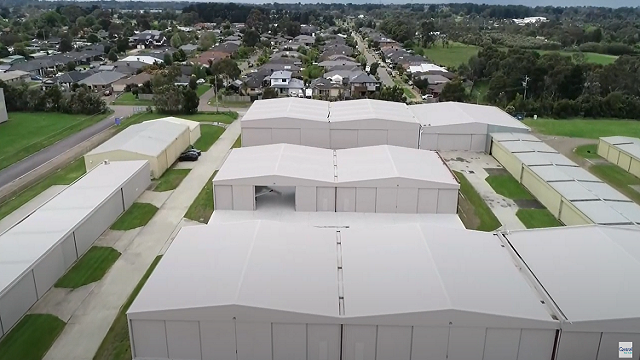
[240,98,529,152]
[84,120,192,178]
[213,144,459,214]
[409,102,530,152]
[146,117,201,144]
[502,225,640,360]
[0,161,149,337]
[127,220,558,360]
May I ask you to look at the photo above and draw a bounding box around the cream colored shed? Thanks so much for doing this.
[597,136,640,178]
[146,117,201,144]
[85,121,190,178]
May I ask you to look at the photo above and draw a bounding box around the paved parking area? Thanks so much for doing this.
[440,151,526,230]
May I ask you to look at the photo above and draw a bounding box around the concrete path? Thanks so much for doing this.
[94,228,143,253]
[136,190,172,208]
[43,120,241,360]
[0,106,139,189]
[0,185,67,233]
[442,151,526,231]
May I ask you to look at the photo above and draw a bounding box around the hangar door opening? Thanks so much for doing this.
[255,186,295,210]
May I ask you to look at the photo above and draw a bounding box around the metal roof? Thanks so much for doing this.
[129,221,555,327]
[336,145,458,188]
[214,143,336,185]
[410,102,529,130]
[571,201,634,225]
[214,144,458,189]
[504,225,640,331]
[78,71,126,85]
[579,181,632,202]
[241,98,329,123]
[528,165,601,183]
[515,152,578,167]
[328,99,419,126]
[601,136,640,159]
[499,141,558,153]
[491,132,541,142]
[146,117,200,131]
[87,120,188,157]
[605,201,640,223]
[0,161,148,297]
[549,182,601,201]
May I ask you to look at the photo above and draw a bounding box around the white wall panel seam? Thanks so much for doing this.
[31,270,39,299]
[516,328,523,360]
[164,320,169,358]
[198,321,204,360]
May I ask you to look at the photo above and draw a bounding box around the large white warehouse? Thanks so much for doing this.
[0,161,150,337]
[240,98,529,151]
[502,225,640,360]
[213,144,459,213]
[84,120,191,178]
[128,220,557,360]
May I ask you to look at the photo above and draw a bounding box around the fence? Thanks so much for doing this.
[219,95,252,102]
[138,93,154,101]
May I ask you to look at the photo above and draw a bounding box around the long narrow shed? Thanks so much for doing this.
[127,220,557,360]
[0,161,150,337]
[597,136,640,178]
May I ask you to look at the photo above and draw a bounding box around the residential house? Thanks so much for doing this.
[318,60,359,71]
[300,25,317,35]
[120,55,163,66]
[196,50,229,66]
[129,30,167,49]
[179,44,198,54]
[10,58,57,77]
[319,45,354,60]
[269,70,291,88]
[271,51,303,59]
[320,54,356,63]
[310,77,344,99]
[0,55,26,65]
[0,70,30,83]
[261,62,301,75]
[174,74,192,86]
[267,57,302,66]
[409,63,448,73]
[348,72,380,97]
[224,35,241,42]
[211,42,239,57]
[415,73,450,85]
[294,35,315,46]
[136,48,176,62]
[324,69,366,83]
[111,60,147,75]
[244,74,265,95]
[269,70,304,96]
[427,82,447,98]
[111,72,152,93]
[51,70,96,88]
[79,71,126,92]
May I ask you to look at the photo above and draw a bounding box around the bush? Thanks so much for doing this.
[552,99,579,119]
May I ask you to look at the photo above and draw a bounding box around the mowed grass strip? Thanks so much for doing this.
[110,203,159,230]
[454,171,501,232]
[419,42,479,68]
[516,209,563,229]
[589,164,640,204]
[154,169,191,192]
[184,171,217,223]
[523,118,640,139]
[486,174,534,200]
[0,112,110,170]
[0,158,86,221]
[193,125,225,151]
[55,246,121,289]
[0,314,66,360]
[93,255,162,360]
[574,144,600,159]
[233,135,241,148]
[111,92,153,106]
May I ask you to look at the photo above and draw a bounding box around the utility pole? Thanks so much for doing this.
[522,75,530,99]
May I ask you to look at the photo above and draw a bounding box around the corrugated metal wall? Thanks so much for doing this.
[130,320,558,360]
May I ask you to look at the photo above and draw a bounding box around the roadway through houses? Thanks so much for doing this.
[41,120,241,360]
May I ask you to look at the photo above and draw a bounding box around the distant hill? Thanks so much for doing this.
[216,0,638,8]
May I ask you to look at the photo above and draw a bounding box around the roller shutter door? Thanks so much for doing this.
[483,328,520,360]
[130,320,168,359]
[242,128,272,146]
[420,134,438,151]
[555,331,601,360]
[236,322,272,360]
[376,188,398,213]
[166,321,202,360]
[437,134,472,151]
[411,327,449,360]
[308,324,341,360]
[396,188,418,213]
[316,187,336,212]
[0,273,38,332]
[357,130,387,147]
[200,321,237,360]
[213,185,233,210]
[355,188,376,213]
[376,326,412,360]
[272,128,301,145]
[343,325,377,360]
[417,189,438,213]
[517,329,557,360]
[337,188,356,212]
[447,327,486,360]
[331,130,358,149]
[301,129,331,149]
[273,323,307,360]
[33,246,66,297]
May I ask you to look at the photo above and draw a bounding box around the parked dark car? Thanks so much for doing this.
[179,152,199,161]
[184,146,202,156]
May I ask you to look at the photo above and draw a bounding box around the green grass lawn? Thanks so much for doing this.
[111,92,153,106]
[419,42,479,68]
[516,208,563,228]
[55,247,121,289]
[196,84,211,97]
[575,144,600,159]
[523,118,640,139]
[193,125,225,151]
[93,256,162,360]
[470,79,490,104]
[233,135,241,148]
[486,174,534,200]
[184,171,216,223]
[115,111,238,127]
[0,158,86,221]
[208,99,252,109]
[154,169,190,192]
[537,50,618,65]
[0,314,66,360]
[394,79,416,99]
[110,203,159,230]
[454,171,501,232]
[0,112,110,171]
[589,164,640,204]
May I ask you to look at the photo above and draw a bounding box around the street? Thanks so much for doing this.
[355,32,394,87]
[0,105,140,189]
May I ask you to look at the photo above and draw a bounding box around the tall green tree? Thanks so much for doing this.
[440,79,468,102]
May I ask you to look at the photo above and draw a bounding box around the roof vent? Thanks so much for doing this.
[103,160,110,165]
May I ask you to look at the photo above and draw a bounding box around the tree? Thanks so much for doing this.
[170,34,183,49]
[116,38,129,53]
[413,77,430,94]
[369,62,379,76]
[66,61,76,72]
[87,33,100,43]
[182,88,199,114]
[154,85,184,114]
[198,31,217,51]
[376,85,405,103]
[172,49,187,62]
[243,29,260,47]
[262,87,279,99]
[164,53,174,66]
[419,20,436,48]
[210,58,241,80]
[188,76,198,90]
[302,65,324,81]
[440,79,469,102]
[108,49,118,62]
[0,45,9,59]
[356,55,367,69]
[58,37,73,52]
